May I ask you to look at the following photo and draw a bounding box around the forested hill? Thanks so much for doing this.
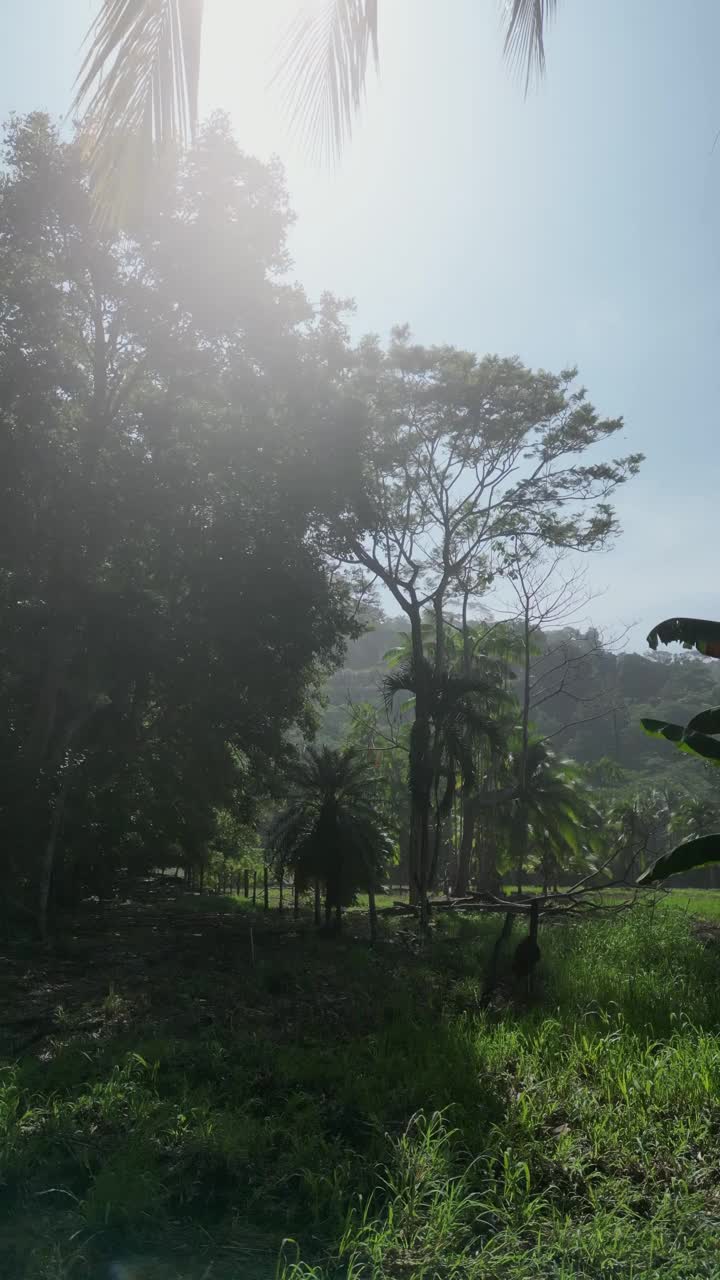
[320,615,720,783]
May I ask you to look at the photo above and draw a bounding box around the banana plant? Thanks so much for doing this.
[639,616,720,883]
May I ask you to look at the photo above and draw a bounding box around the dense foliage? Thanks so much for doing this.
[321,613,720,889]
[0,112,366,933]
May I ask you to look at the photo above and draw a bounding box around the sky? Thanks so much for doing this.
[3,0,720,651]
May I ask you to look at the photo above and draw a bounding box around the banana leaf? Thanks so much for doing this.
[647,617,720,659]
[640,718,720,764]
[638,833,720,884]
[687,707,720,734]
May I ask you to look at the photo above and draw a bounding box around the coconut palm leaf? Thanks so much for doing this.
[73,0,557,219]
[275,0,378,165]
[72,0,203,216]
[503,0,558,91]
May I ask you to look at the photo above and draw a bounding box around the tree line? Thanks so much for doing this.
[1,111,644,936]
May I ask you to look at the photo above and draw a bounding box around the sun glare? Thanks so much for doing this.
[200,0,302,158]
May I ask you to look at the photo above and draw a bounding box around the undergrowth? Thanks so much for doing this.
[3,902,720,1277]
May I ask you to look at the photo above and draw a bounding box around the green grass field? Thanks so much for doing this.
[3,889,720,1278]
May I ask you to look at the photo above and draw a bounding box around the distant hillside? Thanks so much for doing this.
[319,615,720,787]
[320,615,409,745]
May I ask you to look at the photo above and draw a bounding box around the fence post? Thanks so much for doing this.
[263,865,269,911]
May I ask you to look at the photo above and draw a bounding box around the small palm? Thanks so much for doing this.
[268,745,390,921]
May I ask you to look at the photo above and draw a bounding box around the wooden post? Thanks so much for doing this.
[252,870,257,907]
[293,876,299,919]
[244,868,249,898]
[278,877,284,913]
[263,865,269,911]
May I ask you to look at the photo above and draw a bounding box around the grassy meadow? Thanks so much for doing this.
[2,889,720,1278]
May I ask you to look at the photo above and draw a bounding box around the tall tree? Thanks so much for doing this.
[339,329,641,920]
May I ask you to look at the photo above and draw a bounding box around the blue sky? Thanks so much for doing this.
[4,1,720,650]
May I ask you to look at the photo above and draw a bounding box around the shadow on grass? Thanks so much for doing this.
[4,894,720,1277]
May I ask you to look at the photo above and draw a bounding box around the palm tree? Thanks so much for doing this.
[72,1,557,206]
[267,744,390,932]
[383,655,508,910]
[498,738,597,894]
[604,786,672,882]
[384,616,520,899]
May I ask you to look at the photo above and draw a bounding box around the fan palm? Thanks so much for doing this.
[73,1,557,208]
[499,738,597,893]
[267,744,390,929]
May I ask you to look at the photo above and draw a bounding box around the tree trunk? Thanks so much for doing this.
[244,868,249,898]
[263,865,269,911]
[278,877,283,913]
[368,884,377,943]
[37,770,72,941]
[335,900,342,930]
[408,610,432,918]
[293,876,299,919]
[515,598,532,898]
[454,795,476,896]
[23,622,75,776]
[314,879,321,926]
[476,830,502,895]
[252,870,257,907]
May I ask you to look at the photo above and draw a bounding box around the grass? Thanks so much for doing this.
[663,887,720,922]
[3,890,720,1277]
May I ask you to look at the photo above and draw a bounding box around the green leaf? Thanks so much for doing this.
[680,732,720,764]
[640,718,720,764]
[638,833,720,884]
[640,718,684,743]
[686,707,720,735]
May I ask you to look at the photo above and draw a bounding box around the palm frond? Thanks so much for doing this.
[275,0,379,166]
[383,658,418,712]
[72,0,204,217]
[502,0,557,92]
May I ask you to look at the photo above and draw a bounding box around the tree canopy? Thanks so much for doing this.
[0,111,366,932]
